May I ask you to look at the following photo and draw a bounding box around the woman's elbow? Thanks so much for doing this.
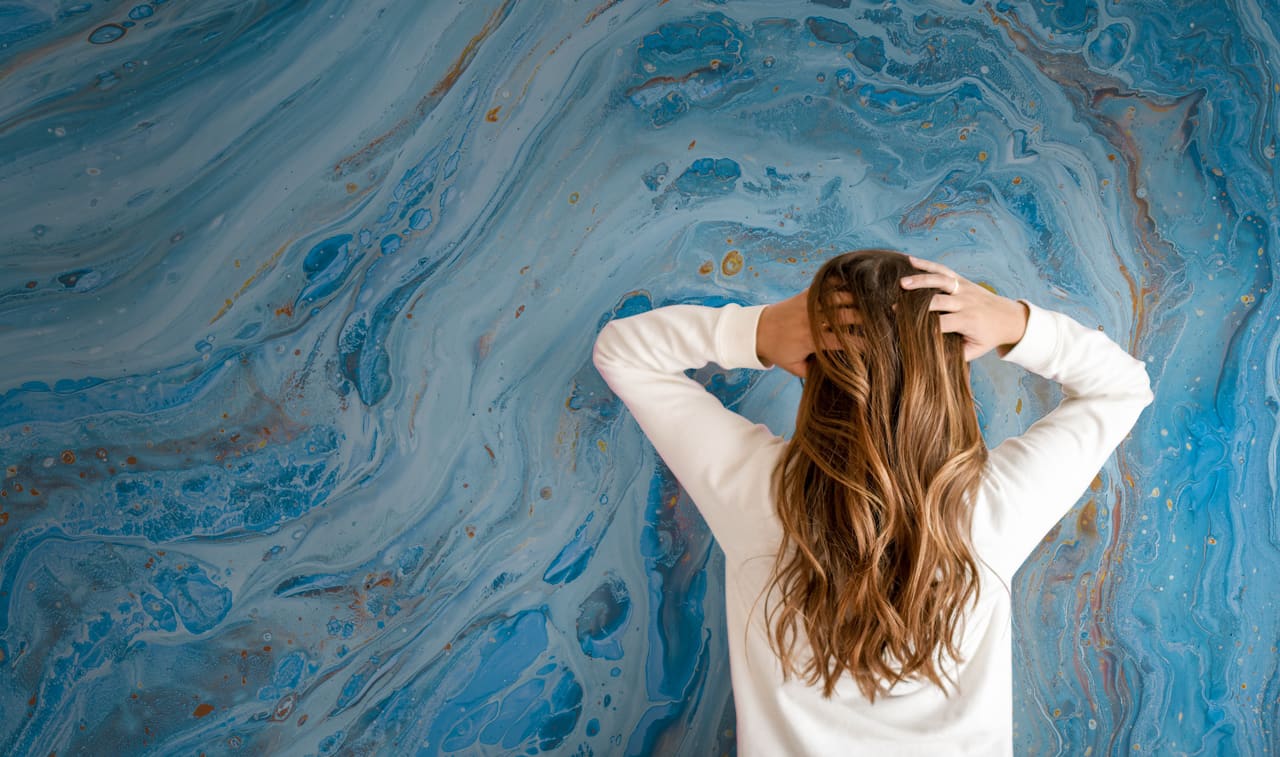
[1130,363,1156,408]
[592,321,621,370]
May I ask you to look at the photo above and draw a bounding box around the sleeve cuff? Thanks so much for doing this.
[998,299,1058,372]
[716,303,771,371]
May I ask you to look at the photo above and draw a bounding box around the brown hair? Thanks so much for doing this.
[762,248,989,700]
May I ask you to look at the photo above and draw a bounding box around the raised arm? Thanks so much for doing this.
[592,303,786,562]
[977,299,1155,578]
[897,255,1154,579]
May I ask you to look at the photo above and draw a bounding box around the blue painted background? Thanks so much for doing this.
[1,0,1276,754]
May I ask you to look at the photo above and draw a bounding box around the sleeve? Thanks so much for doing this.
[977,298,1155,579]
[591,303,786,560]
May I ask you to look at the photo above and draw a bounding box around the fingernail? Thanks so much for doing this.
[900,277,913,287]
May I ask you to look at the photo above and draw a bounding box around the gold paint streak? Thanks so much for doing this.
[1076,498,1097,537]
[334,0,515,175]
[429,3,513,98]
[211,240,291,324]
[583,0,624,26]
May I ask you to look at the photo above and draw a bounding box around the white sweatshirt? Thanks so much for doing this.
[592,298,1154,756]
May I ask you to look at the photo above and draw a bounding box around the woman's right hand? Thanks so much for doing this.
[756,289,815,378]
[899,254,1030,362]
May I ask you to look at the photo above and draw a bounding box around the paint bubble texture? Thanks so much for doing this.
[1,0,1277,754]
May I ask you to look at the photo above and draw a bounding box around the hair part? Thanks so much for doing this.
[762,248,989,701]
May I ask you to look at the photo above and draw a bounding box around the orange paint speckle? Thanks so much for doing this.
[61,450,75,464]
[345,183,358,193]
[1107,154,1116,161]
[1208,537,1217,545]
[721,250,744,276]
[688,139,696,149]
[568,192,579,204]
[193,703,214,718]
[1012,176,1022,185]
[515,304,525,318]
[1015,398,1022,414]
[275,303,294,317]
[698,261,714,275]
[126,456,138,465]
[977,151,988,162]
[486,106,501,122]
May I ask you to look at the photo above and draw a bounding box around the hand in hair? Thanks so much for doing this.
[899,254,1030,362]
[756,288,857,378]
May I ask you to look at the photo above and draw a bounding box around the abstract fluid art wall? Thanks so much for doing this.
[1,0,1276,754]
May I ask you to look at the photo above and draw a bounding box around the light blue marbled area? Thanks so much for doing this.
[0,0,1276,754]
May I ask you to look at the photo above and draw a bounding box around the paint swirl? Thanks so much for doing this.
[0,0,1275,753]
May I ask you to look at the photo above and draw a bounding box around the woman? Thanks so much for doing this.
[592,249,1154,755]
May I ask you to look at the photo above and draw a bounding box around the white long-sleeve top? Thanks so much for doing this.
[592,298,1154,756]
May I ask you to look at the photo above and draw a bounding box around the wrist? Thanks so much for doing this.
[1000,299,1030,353]
[755,305,777,368]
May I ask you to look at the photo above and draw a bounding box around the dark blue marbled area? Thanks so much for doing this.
[0,0,1276,754]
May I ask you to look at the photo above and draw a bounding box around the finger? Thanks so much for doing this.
[937,312,963,334]
[901,272,963,292]
[818,332,845,350]
[926,294,960,313]
[905,255,956,276]
[828,308,863,327]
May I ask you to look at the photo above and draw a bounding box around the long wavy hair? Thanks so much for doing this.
[763,248,989,701]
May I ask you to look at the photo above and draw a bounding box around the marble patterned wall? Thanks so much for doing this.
[1,0,1276,754]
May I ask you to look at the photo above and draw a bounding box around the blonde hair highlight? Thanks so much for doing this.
[763,248,989,701]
